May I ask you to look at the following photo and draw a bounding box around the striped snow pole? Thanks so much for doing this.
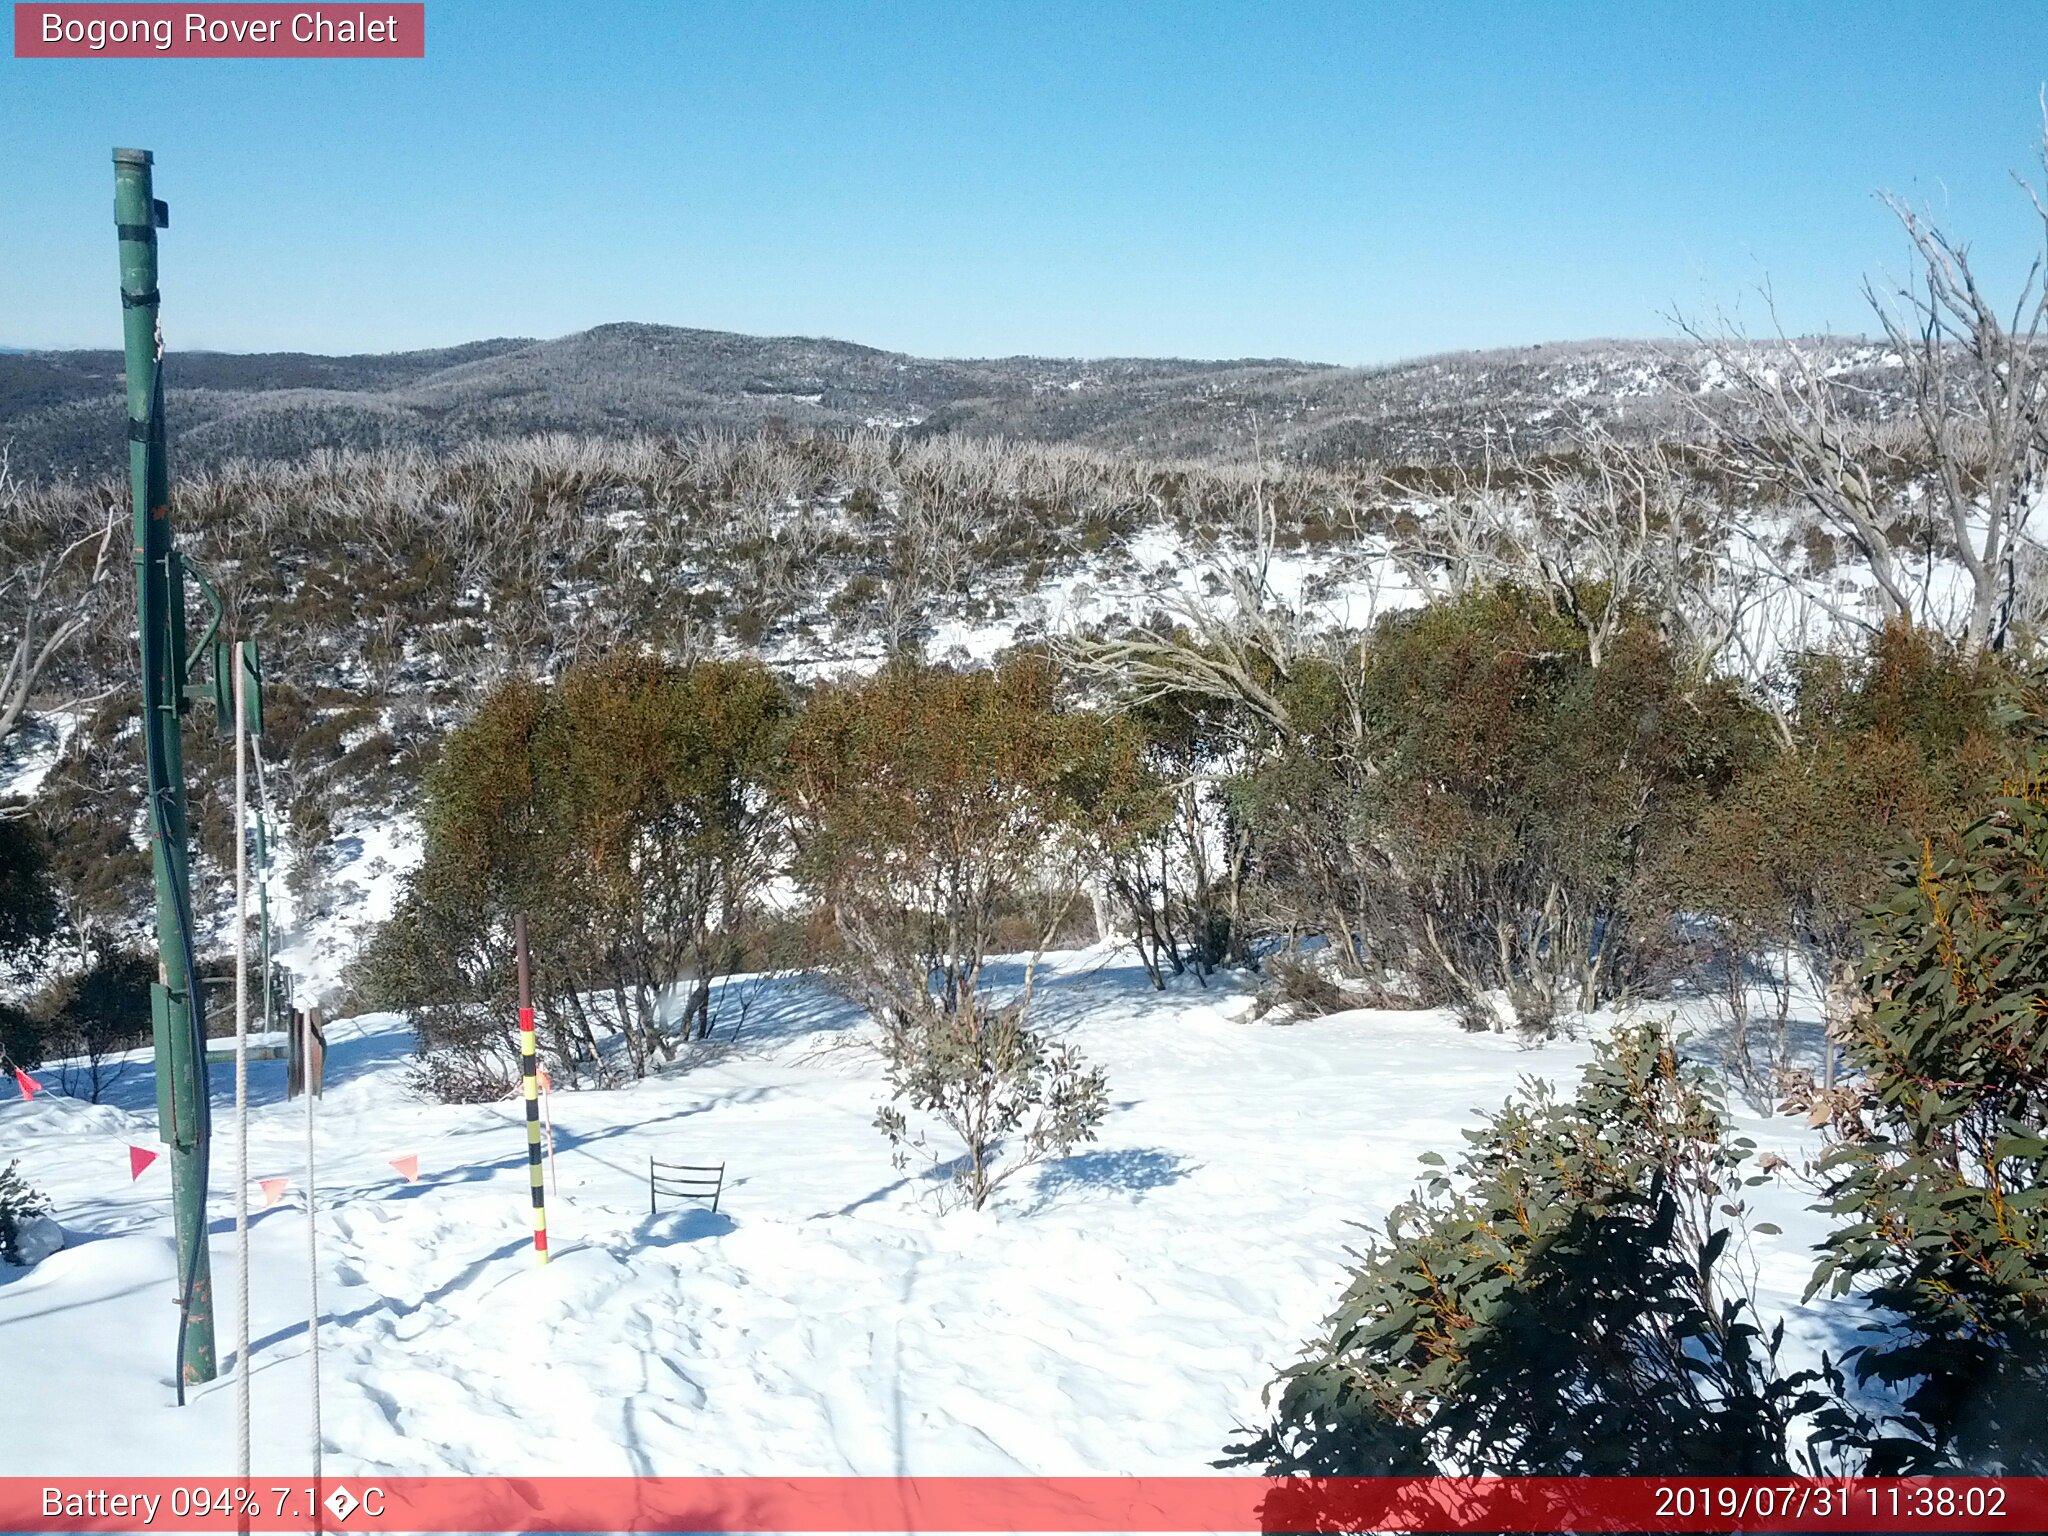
[515,915,549,1265]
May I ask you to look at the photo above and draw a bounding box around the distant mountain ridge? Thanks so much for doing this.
[0,321,1868,480]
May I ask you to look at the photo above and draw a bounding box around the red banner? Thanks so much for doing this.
[13,4,424,58]
[1,1476,2043,1532]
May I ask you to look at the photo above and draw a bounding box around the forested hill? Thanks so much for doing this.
[0,323,1876,480]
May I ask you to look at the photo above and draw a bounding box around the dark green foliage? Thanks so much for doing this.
[1229,587,1772,1024]
[41,948,155,1104]
[362,650,790,1095]
[0,1001,40,1074]
[0,1160,51,1266]
[0,816,59,965]
[1806,748,2048,1473]
[48,948,153,1046]
[1231,1024,1830,1476]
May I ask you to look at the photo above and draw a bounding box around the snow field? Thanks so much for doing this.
[0,949,1844,1478]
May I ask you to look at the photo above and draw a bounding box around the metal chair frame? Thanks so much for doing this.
[649,1157,725,1215]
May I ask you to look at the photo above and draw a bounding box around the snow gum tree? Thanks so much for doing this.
[783,654,1120,1210]
[363,651,789,1093]
[1225,586,1767,1025]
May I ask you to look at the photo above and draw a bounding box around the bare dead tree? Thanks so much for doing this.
[1685,316,1914,635]
[1062,550,1312,739]
[0,448,121,765]
[1867,186,2048,651]
[1687,128,2048,652]
[1515,427,1728,669]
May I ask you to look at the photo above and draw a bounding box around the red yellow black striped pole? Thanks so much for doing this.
[514,914,548,1264]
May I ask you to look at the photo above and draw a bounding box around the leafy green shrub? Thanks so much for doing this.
[0,1160,51,1266]
[1231,1024,1829,1476]
[873,1005,1109,1212]
[1807,749,2048,1473]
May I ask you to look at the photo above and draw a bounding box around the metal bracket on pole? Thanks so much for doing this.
[177,555,229,725]
[238,640,264,737]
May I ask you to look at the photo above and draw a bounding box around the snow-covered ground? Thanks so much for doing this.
[0,948,1851,1479]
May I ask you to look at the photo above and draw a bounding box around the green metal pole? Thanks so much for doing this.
[115,147,217,1391]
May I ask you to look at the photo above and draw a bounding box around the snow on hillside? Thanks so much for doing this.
[265,814,422,1008]
[898,533,1429,673]
[0,947,1849,1478]
[0,708,83,805]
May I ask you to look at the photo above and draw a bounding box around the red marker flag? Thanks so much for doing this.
[11,1068,40,1099]
[129,1145,158,1180]
[259,1177,289,1208]
[389,1153,419,1183]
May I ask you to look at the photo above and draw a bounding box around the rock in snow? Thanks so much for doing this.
[11,1214,63,1267]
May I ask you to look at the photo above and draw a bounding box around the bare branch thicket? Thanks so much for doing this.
[1678,306,1913,635]
[1375,424,1736,675]
[1508,428,1733,670]
[1059,519,1318,741]
[0,447,122,768]
[1380,447,1520,604]
[898,470,977,598]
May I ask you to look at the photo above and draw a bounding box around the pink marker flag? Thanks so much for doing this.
[12,1068,41,1100]
[129,1145,159,1181]
[389,1153,419,1183]
[537,1067,552,1093]
[259,1177,289,1208]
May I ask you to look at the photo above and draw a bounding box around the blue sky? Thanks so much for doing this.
[4,2,2048,361]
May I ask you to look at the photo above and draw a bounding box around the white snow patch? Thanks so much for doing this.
[0,950,1852,1478]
